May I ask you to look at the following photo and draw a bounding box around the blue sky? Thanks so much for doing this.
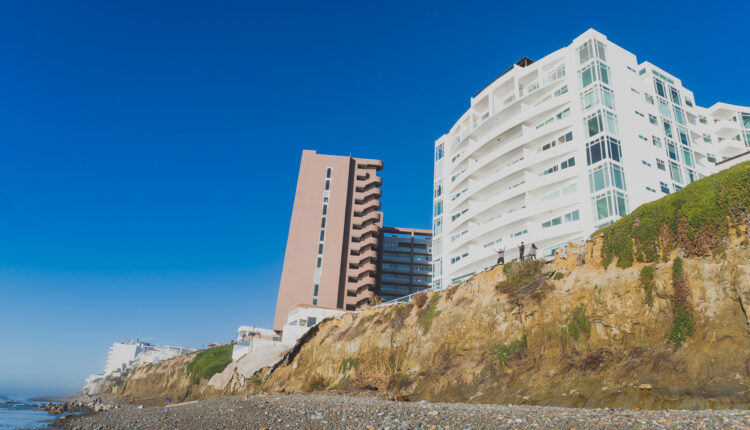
[1,1,748,396]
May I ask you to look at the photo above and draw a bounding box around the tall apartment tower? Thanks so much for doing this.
[273,150,383,330]
[432,29,750,289]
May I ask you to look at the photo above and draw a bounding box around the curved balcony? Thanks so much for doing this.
[347,261,378,281]
[355,175,382,192]
[354,188,382,204]
[349,254,377,269]
[354,200,381,217]
[346,275,377,295]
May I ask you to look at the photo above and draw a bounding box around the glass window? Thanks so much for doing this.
[434,180,442,198]
[673,107,686,125]
[589,165,610,192]
[682,148,694,168]
[594,194,612,220]
[318,243,323,254]
[433,200,443,216]
[743,113,750,129]
[667,142,679,161]
[316,257,322,268]
[586,113,602,137]
[659,100,671,118]
[656,159,666,170]
[601,87,615,109]
[314,284,319,296]
[654,79,666,98]
[686,169,696,183]
[645,94,654,105]
[598,62,610,85]
[612,164,626,190]
[604,111,618,135]
[319,230,325,241]
[433,218,442,235]
[678,127,690,146]
[322,204,327,215]
[669,162,683,184]
[669,86,681,105]
[326,168,332,178]
[321,217,326,228]
[325,179,330,190]
[649,114,657,125]
[663,120,673,138]
[581,65,594,88]
[614,191,628,216]
[653,136,662,148]
[587,139,603,165]
[435,143,444,161]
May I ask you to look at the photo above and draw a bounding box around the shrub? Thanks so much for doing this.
[496,260,550,304]
[553,272,564,280]
[186,344,233,385]
[640,266,656,307]
[368,295,383,306]
[667,257,695,348]
[494,334,527,364]
[597,161,750,268]
[418,295,441,334]
[567,305,590,341]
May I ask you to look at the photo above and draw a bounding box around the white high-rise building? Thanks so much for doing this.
[432,29,750,289]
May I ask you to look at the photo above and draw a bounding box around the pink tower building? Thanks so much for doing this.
[273,150,383,331]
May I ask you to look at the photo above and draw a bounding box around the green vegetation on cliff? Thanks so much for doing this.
[186,344,233,385]
[667,257,695,348]
[640,266,656,307]
[597,161,750,268]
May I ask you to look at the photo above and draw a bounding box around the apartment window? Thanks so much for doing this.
[678,127,690,146]
[581,85,615,111]
[313,284,319,296]
[642,160,652,167]
[318,243,324,254]
[546,63,566,83]
[669,86,681,105]
[312,299,317,305]
[658,100,671,119]
[578,39,606,64]
[433,218,442,235]
[703,134,712,144]
[669,162,683,184]
[666,141,679,161]
[585,110,618,138]
[314,269,321,283]
[319,230,325,241]
[554,85,568,96]
[685,98,694,107]
[682,148,694,168]
[742,113,750,129]
[592,190,628,220]
[673,107,686,125]
[699,116,708,125]
[542,216,562,229]
[686,169,697,183]
[648,114,657,125]
[585,135,621,166]
[325,179,330,190]
[316,257,322,268]
[645,94,654,105]
[589,162,626,192]
[564,210,580,222]
[660,182,670,194]
[654,78,666,98]
[434,180,443,198]
[663,120,673,138]
[322,204,327,215]
[433,200,443,216]
[652,136,662,148]
[656,159,666,171]
[435,143,444,161]
[321,217,326,228]
[326,168,332,178]
[707,153,717,163]
[580,61,610,88]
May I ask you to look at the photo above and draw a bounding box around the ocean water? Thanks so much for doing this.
[0,395,59,429]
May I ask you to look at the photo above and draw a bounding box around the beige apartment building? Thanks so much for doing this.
[273,150,384,331]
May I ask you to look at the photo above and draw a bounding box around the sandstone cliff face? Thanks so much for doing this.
[109,238,750,409]
[255,238,750,409]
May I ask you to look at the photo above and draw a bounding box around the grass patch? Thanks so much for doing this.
[597,161,750,268]
[667,257,695,348]
[640,266,656,307]
[567,305,590,341]
[494,334,527,364]
[186,344,233,385]
[144,363,154,373]
[418,295,441,334]
[339,357,359,374]
[553,272,565,280]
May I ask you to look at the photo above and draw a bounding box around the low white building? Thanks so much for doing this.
[281,304,347,345]
[232,326,282,361]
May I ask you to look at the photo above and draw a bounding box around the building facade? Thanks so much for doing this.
[273,150,383,330]
[432,29,750,289]
[377,227,433,302]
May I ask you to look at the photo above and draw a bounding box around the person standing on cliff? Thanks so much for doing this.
[528,243,537,260]
[496,247,505,265]
[518,242,525,261]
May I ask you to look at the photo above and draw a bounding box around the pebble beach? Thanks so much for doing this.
[57,393,750,430]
